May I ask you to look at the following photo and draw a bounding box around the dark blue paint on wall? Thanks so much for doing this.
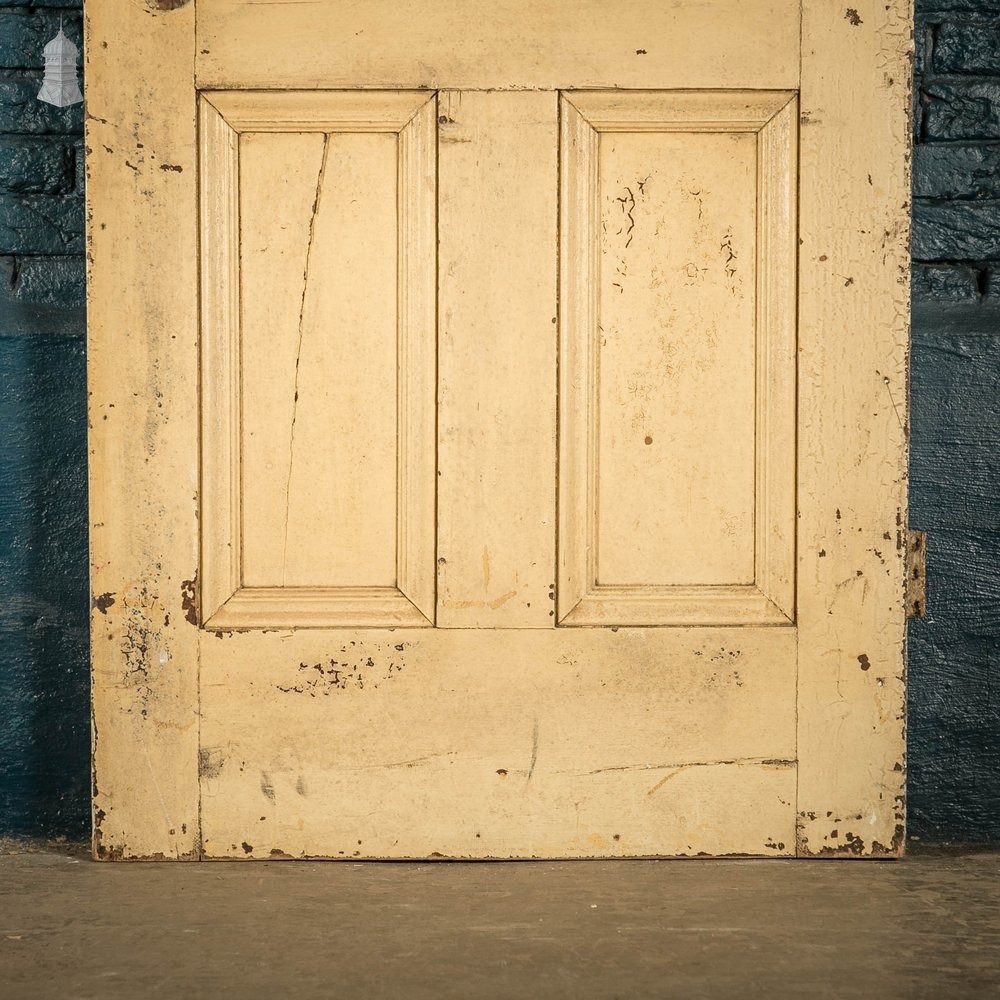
[0,1,89,840]
[909,0,1000,841]
[908,297,1000,840]
[0,333,89,837]
[1,0,999,842]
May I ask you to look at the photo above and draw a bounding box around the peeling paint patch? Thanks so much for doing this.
[276,640,407,695]
[117,580,166,719]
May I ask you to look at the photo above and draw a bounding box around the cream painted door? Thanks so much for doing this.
[87,1,912,859]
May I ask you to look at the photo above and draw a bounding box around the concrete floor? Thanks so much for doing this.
[1,842,998,999]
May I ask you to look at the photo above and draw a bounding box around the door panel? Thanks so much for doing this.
[558,93,797,626]
[87,0,911,860]
[200,92,437,628]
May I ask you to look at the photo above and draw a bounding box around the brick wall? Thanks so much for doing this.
[0,2,997,842]
[0,0,89,838]
[909,0,1000,841]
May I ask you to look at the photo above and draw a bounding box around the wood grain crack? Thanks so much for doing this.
[282,133,331,583]
[525,717,539,787]
[578,756,796,781]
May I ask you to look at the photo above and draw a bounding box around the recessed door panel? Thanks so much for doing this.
[199,92,437,628]
[559,93,798,627]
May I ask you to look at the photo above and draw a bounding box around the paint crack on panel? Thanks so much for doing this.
[616,185,636,248]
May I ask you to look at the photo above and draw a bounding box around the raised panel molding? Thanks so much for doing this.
[199,91,437,629]
[558,91,798,627]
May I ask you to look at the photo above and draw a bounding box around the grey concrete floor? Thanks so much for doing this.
[1,842,998,999]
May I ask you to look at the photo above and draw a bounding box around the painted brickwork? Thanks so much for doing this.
[0,1,88,838]
[0,1,997,841]
[910,0,1000,840]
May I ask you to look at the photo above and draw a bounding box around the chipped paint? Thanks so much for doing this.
[276,641,407,695]
[92,592,115,615]
[180,574,198,627]
[797,796,906,857]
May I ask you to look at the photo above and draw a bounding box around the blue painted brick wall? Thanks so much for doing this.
[0,0,88,838]
[0,1,998,842]
[910,0,1000,841]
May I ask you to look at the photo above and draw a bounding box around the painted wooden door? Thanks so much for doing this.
[87,0,913,860]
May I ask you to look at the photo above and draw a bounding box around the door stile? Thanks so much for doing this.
[87,2,201,860]
[794,0,911,857]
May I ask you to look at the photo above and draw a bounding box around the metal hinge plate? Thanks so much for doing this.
[906,530,927,618]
